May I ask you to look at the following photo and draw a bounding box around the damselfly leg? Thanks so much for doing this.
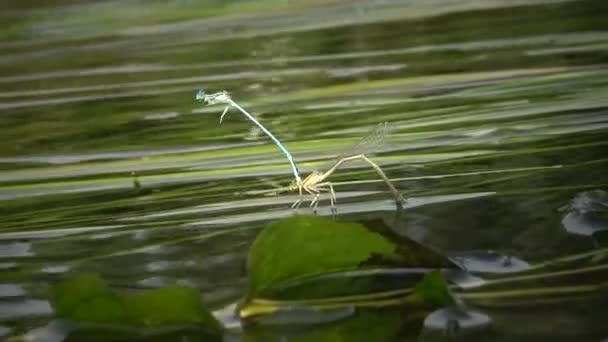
[295,153,404,211]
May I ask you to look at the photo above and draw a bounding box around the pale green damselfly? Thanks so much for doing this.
[196,90,403,211]
[196,90,304,198]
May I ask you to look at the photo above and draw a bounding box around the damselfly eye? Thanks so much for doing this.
[195,89,206,101]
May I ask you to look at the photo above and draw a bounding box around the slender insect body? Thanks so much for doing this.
[196,89,303,188]
[198,90,403,212]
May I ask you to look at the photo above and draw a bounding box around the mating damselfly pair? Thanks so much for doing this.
[196,89,405,211]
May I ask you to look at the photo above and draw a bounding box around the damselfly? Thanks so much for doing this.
[195,90,304,195]
[288,122,405,211]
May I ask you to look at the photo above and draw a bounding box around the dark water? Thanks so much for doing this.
[1,0,608,340]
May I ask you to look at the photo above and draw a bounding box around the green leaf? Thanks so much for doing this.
[49,273,223,337]
[50,273,127,324]
[405,270,455,308]
[247,215,400,296]
[125,285,222,332]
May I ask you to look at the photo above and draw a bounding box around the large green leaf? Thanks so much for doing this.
[50,273,128,324]
[124,285,222,329]
[247,215,400,296]
[49,274,223,338]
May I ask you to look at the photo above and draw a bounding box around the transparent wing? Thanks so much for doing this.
[315,122,392,172]
[337,122,391,159]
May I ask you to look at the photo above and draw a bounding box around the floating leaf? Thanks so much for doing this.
[247,215,401,296]
[125,285,222,330]
[246,215,452,304]
[49,274,223,339]
[50,273,127,324]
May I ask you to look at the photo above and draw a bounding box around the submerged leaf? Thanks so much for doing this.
[51,273,127,324]
[125,285,222,331]
[49,274,223,337]
[247,215,400,296]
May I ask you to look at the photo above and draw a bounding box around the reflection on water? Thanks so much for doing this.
[0,242,33,258]
[561,190,608,236]
[0,300,52,320]
[422,306,491,332]
[1,0,607,340]
[448,250,531,274]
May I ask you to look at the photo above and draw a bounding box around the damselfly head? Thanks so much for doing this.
[196,90,231,105]
[195,89,206,102]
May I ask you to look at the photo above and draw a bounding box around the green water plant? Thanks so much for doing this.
[241,215,453,318]
[48,274,223,340]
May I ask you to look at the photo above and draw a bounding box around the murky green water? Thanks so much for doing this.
[1,0,608,340]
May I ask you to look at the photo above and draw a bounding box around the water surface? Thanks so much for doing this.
[1,0,607,340]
